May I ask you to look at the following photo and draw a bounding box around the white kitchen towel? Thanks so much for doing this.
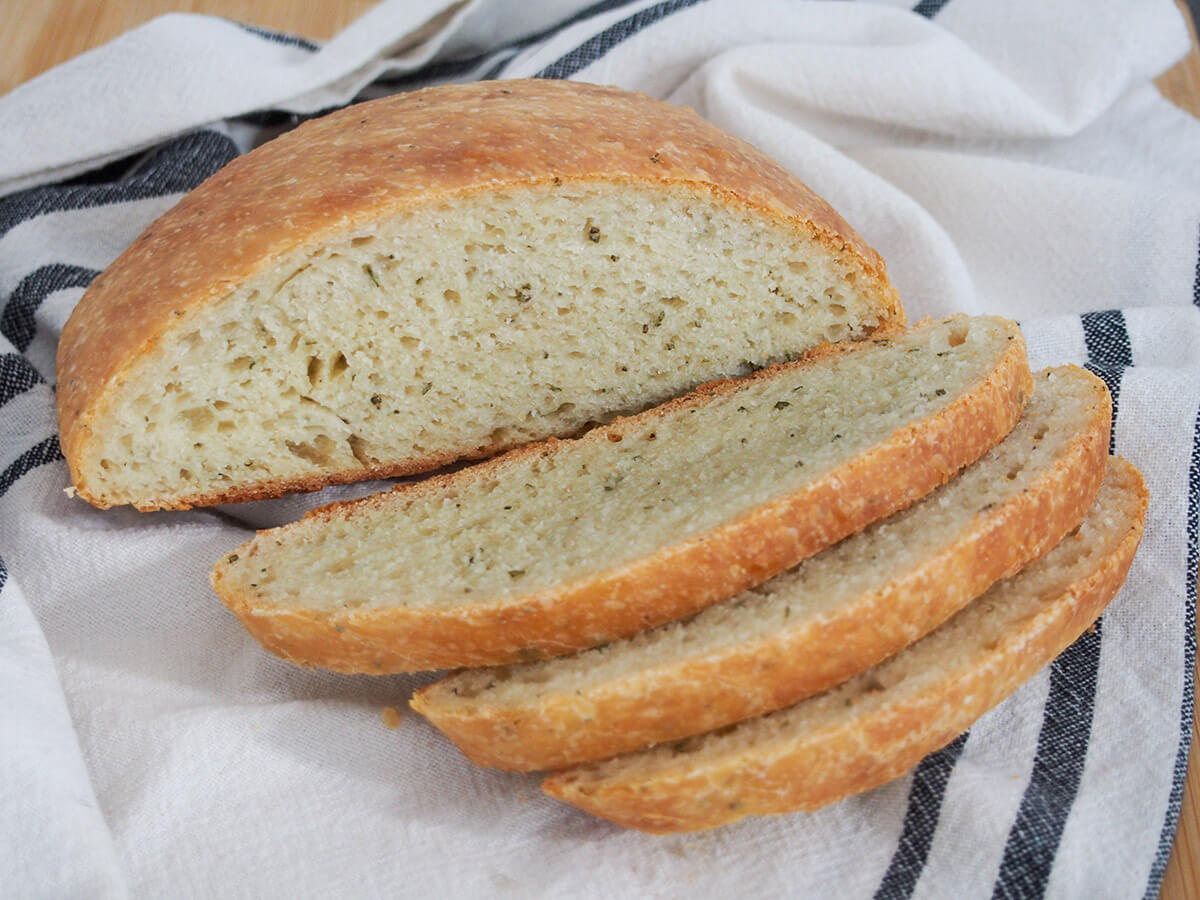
[2,1,1199,897]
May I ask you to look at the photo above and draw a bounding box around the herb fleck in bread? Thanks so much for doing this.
[212,316,1030,673]
[56,79,903,512]
[542,457,1147,833]
[412,366,1110,770]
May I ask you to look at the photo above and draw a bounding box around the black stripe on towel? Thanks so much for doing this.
[0,130,238,240]
[377,46,516,87]
[237,23,320,53]
[0,353,46,408]
[991,628,1105,900]
[536,0,709,80]
[479,50,526,82]
[1081,309,1132,454]
[873,733,970,900]
[990,310,1130,899]
[913,0,953,18]
[1143,407,1200,898]
[2,264,98,353]
[378,0,645,86]
[480,0,646,81]
[1193,222,1200,308]
[0,435,63,498]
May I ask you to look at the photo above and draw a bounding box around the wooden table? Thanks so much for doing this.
[4,2,1200,896]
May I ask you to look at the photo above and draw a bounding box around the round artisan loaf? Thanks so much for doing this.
[56,79,902,511]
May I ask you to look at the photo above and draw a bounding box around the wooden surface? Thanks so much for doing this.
[2,1,1200,896]
[0,0,378,94]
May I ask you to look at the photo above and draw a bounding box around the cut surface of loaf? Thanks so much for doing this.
[412,365,1110,771]
[212,315,1031,672]
[542,457,1148,833]
[56,79,903,511]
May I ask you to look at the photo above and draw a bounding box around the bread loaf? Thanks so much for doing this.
[412,366,1110,770]
[542,457,1147,833]
[56,79,903,511]
[211,316,1030,672]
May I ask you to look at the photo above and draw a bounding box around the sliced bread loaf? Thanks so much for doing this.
[56,79,903,512]
[412,365,1110,770]
[542,457,1147,833]
[211,316,1030,673]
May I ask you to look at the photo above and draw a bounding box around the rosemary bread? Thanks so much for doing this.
[211,316,1030,673]
[412,366,1110,770]
[543,457,1147,833]
[56,79,903,512]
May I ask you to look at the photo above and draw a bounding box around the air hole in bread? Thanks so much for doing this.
[181,407,215,428]
[285,434,338,466]
[347,434,373,466]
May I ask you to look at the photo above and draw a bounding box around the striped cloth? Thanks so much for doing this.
[2,1,1199,897]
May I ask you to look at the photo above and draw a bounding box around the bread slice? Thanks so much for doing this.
[412,366,1110,770]
[211,316,1030,673]
[542,457,1147,833]
[56,79,903,512]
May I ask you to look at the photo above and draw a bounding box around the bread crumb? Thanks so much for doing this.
[381,706,403,729]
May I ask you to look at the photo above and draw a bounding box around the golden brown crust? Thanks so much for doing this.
[541,458,1148,833]
[211,318,1031,672]
[411,367,1110,770]
[56,79,902,510]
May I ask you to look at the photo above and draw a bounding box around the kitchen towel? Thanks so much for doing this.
[2,1,1200,897]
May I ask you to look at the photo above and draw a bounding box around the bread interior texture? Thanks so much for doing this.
[217,317,1013,615]
[81,181,888,507]
[430,365,1101,707]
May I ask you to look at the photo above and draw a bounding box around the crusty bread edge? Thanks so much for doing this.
[211,317,1031,673]
[541,458,1148,833]
[58,79,902,511]
[411,366,1110,770]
